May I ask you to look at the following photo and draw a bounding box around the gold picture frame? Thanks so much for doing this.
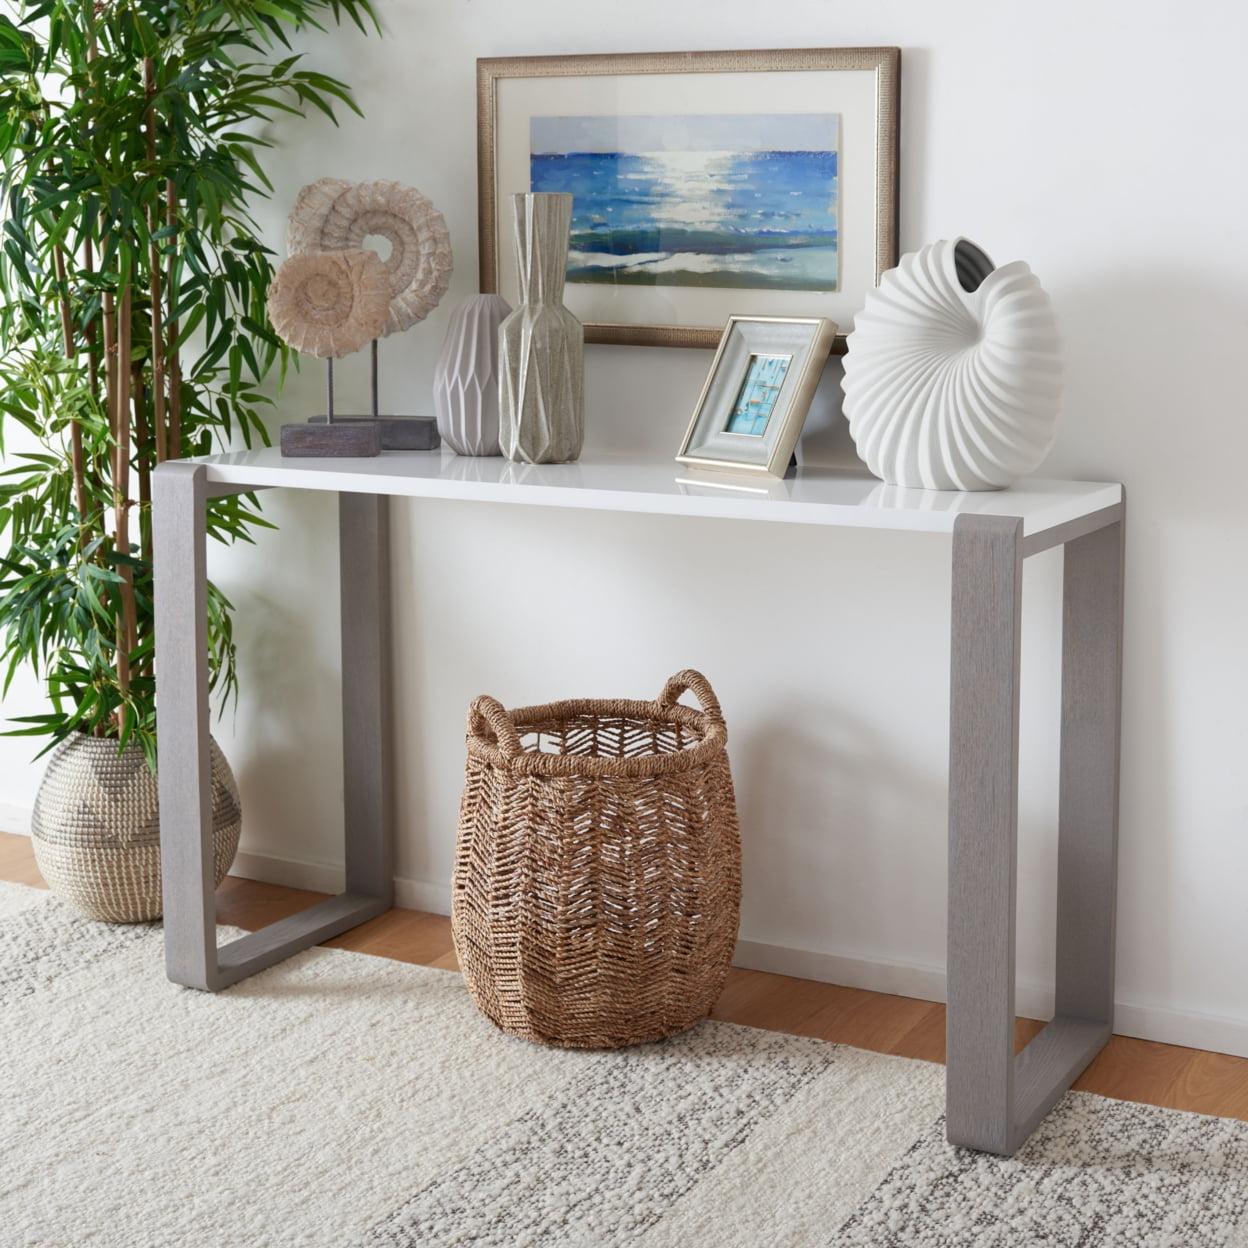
[477,48,900,355]
[677,315,837,476]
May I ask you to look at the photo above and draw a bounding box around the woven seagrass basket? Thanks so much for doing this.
[452,669,742,1049]
[32,733,241,923]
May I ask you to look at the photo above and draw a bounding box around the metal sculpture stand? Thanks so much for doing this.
[281,342,439,457]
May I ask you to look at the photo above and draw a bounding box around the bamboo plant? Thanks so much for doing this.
[0,0,378,764]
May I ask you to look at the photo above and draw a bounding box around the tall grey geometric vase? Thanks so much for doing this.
[433,293,513,456]
[498,193,585,464]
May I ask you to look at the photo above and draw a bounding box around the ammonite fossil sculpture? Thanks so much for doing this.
[287,178,453,337]
[266,248,389,359]
[841,238,1062,491]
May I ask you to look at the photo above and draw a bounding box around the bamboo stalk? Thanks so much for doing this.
[87,9,113,729]
[44,82,89,537]
[53,243,89,533]
[165,178,181,459]
[116,284,132,505]
[114,282,136,695]
[102,288,117,443]
[144,58,168,463]
[83,238,99,396]
[132,365,151,567]
[68,407,88,531]
[52,244,74,359]
[99,251,125,697]
[132,365,154,680]
[80,23,102,541]
[83,235,102,516]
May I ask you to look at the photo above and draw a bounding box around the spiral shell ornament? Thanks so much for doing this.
[841,238,1062,491]
[287,178,453,337]
[266,248,389,359]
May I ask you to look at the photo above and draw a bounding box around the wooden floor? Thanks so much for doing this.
[4,829,1247,1122]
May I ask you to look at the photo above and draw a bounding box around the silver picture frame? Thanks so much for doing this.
[676,315,836,477]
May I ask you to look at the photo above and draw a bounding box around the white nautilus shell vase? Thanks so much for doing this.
[842,238,1062,491]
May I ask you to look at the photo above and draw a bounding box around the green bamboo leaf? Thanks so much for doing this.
[229,142,274,193]
[171,299,208,351]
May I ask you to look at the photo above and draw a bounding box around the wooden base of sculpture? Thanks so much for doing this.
[308,415,440,450]
[280,421,382,458]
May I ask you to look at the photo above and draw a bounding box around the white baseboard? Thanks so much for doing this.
[154,848,1248,1062]
[733,937,1248,1060]
[734,938,951,1004]
[231,849,344,895]
[231,849,455,915]
[734,938,1060,1023]
[1111,1000,1248,1059]
[0,804,32,836]
[393,876,452,914]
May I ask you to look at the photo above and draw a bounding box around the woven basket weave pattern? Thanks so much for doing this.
[32,734,241,923]
[452,671,742,1049]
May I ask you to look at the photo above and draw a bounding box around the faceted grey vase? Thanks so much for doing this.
[433,293,513,456]
[498,193,585,464]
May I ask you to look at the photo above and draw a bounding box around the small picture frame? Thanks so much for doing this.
[676,316,836,476]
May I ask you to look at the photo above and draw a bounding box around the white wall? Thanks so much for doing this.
[6,0,1248,1055]
[0,666,43,832]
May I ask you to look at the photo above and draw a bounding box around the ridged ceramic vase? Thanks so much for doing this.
[433,293,513,455]
[498,193,585,464]
[31,734,241,923]
[841,237,1062,491]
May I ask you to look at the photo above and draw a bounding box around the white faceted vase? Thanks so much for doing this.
[842,237,1062,491]
[498,193,585,465]
[434,294,513,456]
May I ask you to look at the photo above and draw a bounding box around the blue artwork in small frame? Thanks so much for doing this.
[724,353,793,436]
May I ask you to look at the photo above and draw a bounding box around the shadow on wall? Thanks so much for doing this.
[202,480,372,872]
[1051,271,1246,508]
[1049,269,1248,1011]
[230,604,344,858]
[732,694,947,957]
[798,356,860,470]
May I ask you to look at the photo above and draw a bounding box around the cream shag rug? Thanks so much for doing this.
[3,880,1247,1248]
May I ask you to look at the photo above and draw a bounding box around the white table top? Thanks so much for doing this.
[195,447,1122,538]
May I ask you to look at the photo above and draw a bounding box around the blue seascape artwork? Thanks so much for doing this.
[530,113,839,291]
[725,354,792,436]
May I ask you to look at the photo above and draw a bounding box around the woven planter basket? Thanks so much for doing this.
[452,669,742,1049]
[31,734,241,923]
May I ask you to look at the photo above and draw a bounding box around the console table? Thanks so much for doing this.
[153,449,1124,1157]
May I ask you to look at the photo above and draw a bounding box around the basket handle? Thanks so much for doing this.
[655,669,724,724]
[468,695,523,757]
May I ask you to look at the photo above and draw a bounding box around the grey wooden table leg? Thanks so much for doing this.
[947,508,1124,1155]
[1052,515,1125,1040]
[155,471,392,991]
[947,514,1024,1155]
[341,493,393,905]
[154,463,218,989]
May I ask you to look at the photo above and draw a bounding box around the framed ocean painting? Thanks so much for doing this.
[477,49,899,352]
